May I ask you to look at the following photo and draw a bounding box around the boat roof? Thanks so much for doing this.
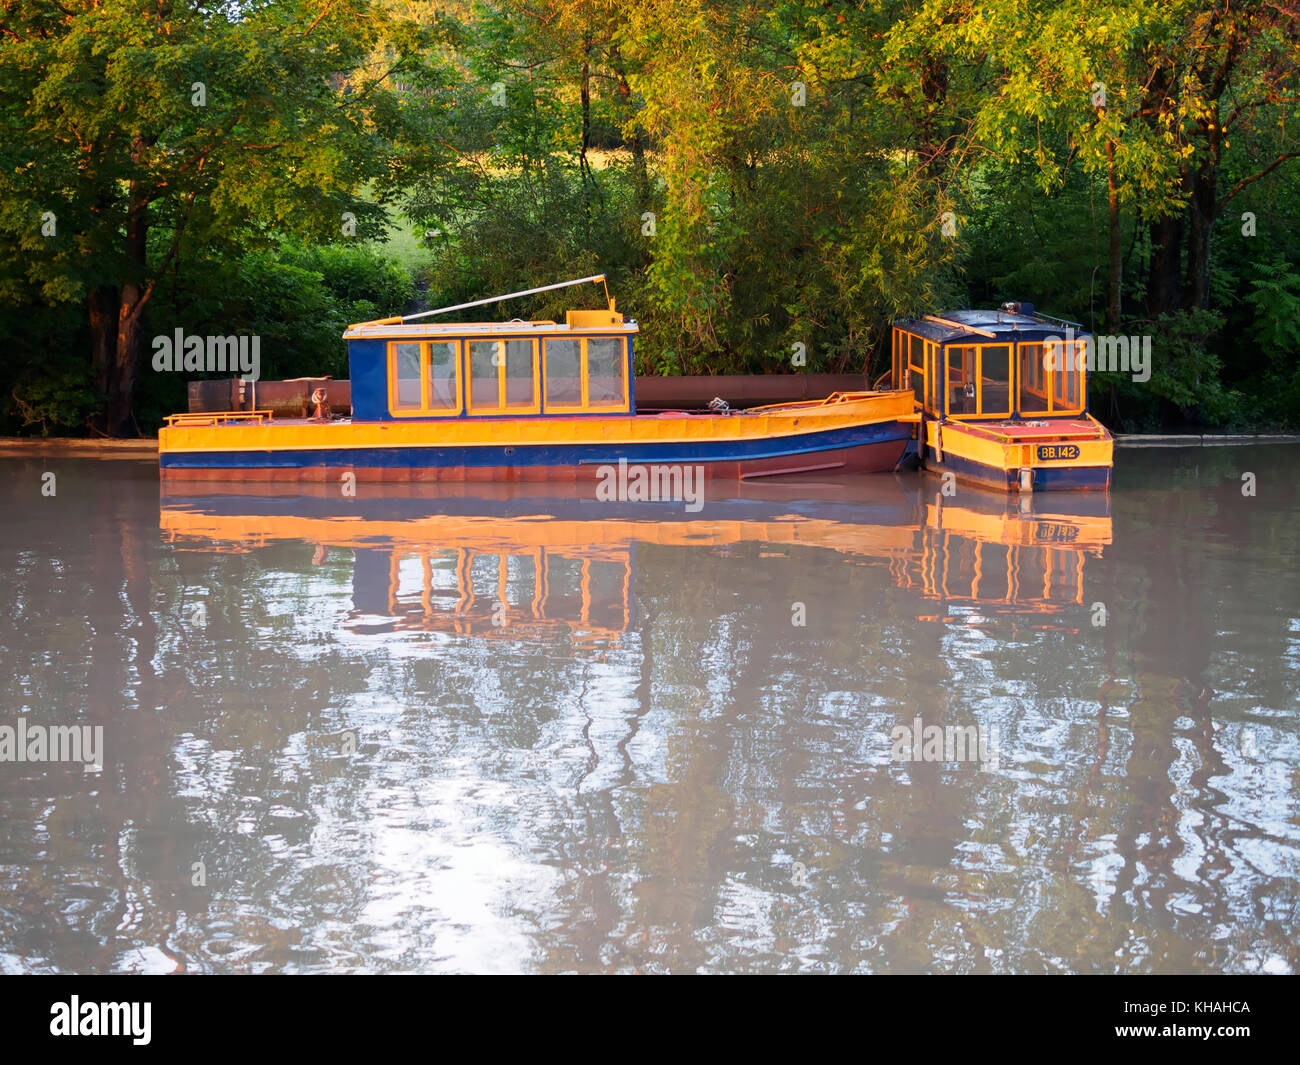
[343,319,639,340]
[895,308,1086,345]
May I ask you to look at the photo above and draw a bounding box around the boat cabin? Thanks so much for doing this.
[891,304,1089,422]
[343,306,637,422]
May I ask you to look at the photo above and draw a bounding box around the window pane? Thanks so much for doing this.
[469,341,500,409]
[545,338,582,407]
[1018,343,1049,413]
[503,339,534,407]
[393,342,422,409]
[926,343,941,411]
[1064,343,1081,407]
[1052,343,1076,408]
[909,334,924,368]
[979,345,1010,415]
[948,346,975,413]
[427,340,458,410]
[587,338,625,406]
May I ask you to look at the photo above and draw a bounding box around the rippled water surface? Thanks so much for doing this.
[0,446,1297,973]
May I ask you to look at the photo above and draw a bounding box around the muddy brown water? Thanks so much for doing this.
[0,445,1296,973]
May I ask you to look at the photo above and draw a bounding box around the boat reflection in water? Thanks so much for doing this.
[159,478,1111,642]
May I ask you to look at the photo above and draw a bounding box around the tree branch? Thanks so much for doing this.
[1217,152,1300,210]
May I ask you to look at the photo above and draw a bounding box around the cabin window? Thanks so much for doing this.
[944,344,1010,417]
[925,342,941,413]
[393,342,423,410]
[543,336,627,412]
[427,341,458,411]
[948,346,975,414]
[1017,343,1050,413]
[388,340,462,416]
[978,344,1011,417]
[504,339,535,408]
[544,338,583,407]
[908,334,924,375]
[469,341,499,409]
[907,333,924,405]
[1018,340,1083,414]
[1049,340,1083,411]
[587,338,625,407]
[1053,353,1072,408]
[468,339,539,414]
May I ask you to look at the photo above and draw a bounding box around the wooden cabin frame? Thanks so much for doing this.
[891,322,1089,422]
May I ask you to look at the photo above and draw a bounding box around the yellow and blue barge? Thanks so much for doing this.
[159,276,918,482]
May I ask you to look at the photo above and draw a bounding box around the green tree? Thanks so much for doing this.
[0,0,417,433]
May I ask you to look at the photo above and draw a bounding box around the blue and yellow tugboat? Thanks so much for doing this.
[891,304,1114,491]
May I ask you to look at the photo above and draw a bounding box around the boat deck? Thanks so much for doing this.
[948,418,1105,442]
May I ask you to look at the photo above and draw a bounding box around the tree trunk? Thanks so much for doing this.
[1145,212,1184,319]
[579,43,593,231]
[88,285,119,397]
[579,41,592,190]
[105,181,151,436]
[1183,165,1217,311]
[1106,140,1121,332]
[107,286,148,434]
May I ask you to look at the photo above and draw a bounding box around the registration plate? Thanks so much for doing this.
[1037,444,1079,461]
[1035,522,1079,543]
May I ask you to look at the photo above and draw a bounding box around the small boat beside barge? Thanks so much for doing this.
[159,276,917,483]
[891,305,1114,491]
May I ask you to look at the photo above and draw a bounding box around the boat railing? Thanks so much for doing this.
[164,410,276,427]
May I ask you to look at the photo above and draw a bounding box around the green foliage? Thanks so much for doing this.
[1244,258,1300,424]
[131,240,414,431]
[4,357,100,436]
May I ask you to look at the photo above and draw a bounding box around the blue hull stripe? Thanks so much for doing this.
[161,422,911,469]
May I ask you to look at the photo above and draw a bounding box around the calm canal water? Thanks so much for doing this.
[0,445,1296,973]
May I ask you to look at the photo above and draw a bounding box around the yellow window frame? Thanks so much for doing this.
[544,336,629,414]
[924,340,941,413]
[1017,340,1086,416]
[1019,340,1050,413]
[976,343,1012,419]
[939,343,1013,419]
[466,337,542,416]
[387,339,463,418]
[943,345,971,417]
[1050,339,1085,414]
[907,331,925,375]
[901,330,925,405]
